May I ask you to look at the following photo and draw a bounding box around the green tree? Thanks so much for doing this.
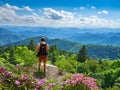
[55,55,79,73]
[77,45,88,62]
[48,44,59,64]
[14,46,37,66]
[110,60,120,69]
[28,39,35,51]
[8,46,16,64]
[102,69,116,88]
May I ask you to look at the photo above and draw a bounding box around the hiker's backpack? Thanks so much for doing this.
[39,42,47,56]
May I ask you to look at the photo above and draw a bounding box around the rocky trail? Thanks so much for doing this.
[32,63,70,84]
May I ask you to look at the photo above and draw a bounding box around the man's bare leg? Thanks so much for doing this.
[38,56,42,71]
[43,56,47,72]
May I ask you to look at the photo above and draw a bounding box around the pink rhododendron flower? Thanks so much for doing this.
[4,72,13,77]
[22,82,27,86]
[22,74,28,80]
[0,67,6,72]
[15,80,20,85]
[46,83,55,90]
[64,73,99,90]
[36,79,46,88]
[16,64,20,68]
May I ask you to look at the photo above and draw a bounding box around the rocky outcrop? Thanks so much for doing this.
[33,63,69,84]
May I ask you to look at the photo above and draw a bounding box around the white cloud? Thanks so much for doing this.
[43,8,63,20]
[3,3,20,10]
[73,8,77,10]
[0,4,120,28]
[0,4,35,25]
[80,6,85,10]
[22,6,33,11]
[0,5,17,23]
[32,13,39,16]
[98,10,109,14]
[91,6,96,9]
[43,8,74,20]
[3,3,33,11]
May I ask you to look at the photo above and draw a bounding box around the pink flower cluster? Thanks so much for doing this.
[0,67,36,89]
[0,67,6,73]
[16,64,20,68]
[22,74,29,80]
[82,77,98,90]
[15,80,20,85]
[36,78,46,88]
[4,72,13,77]
[46,83,55,90]
[64,73,99,90]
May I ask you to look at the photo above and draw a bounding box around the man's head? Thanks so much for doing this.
[41,37,45,41]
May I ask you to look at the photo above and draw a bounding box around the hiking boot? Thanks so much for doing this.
[44,69,46,72]
[43,69,46,77]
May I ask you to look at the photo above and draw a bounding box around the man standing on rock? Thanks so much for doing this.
[36,37,49,73]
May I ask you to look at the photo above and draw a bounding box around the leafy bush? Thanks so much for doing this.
[0,67,99,90]
[63,73,99,90]
[55,55,79,73]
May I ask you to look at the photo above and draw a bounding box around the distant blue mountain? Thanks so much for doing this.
[0,26,120,46]
[0,28,28,46]
[5,36,120,60]
[64,32,120,46]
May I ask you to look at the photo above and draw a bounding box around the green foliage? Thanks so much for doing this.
[62,74,72,81]
[48,44,72,65]
[0,46,37,66]
[99,60,111,71]
[110,60,120,69]
[101,69,116,88]
[115,76,120,87]
[63,83,88,90]
[2,35,120,60]
[77,59,101,74]
[0,58,6,67]
[63,73,99,90]
[14,46,37,66]
[77,45,88,62]
[50,85,61,90]
[0,45,120,90]
[0,67,37,89]
[28,39,35,51]
[48,44,60,64]
[87,45,120,60]
[105,86,120,90]
[55,55,79,73]
[8,46,16,64]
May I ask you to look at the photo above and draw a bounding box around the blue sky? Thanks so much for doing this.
[0,0,120,28]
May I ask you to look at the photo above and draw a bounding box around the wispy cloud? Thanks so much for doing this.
[91,6,96,9]
[22,6,33,11]
[80,6,85,10]
[0,4,120,28]
[43,8,74,20]
[98,10,109,14]
[3,3,33,11]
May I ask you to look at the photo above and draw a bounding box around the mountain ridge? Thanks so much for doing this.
[0,26,120,46]
[0,28,28,46]
[4,35,120,60]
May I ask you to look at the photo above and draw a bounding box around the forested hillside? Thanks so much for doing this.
[0,28,27,46]
[0,44,120,90]
[5,36,120,60]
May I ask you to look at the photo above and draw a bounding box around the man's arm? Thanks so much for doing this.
[46,44,49,52]
[36,43,40,51]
